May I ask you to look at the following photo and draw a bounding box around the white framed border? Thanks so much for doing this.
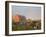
[8,2,44,35]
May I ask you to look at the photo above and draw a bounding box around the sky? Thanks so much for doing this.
[12,5,41,20]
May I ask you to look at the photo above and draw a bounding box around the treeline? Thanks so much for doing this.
[12,15,41,31]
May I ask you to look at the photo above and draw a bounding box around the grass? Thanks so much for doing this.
[12,24,35,31]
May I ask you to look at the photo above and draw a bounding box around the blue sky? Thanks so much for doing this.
[12,5,41,20]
